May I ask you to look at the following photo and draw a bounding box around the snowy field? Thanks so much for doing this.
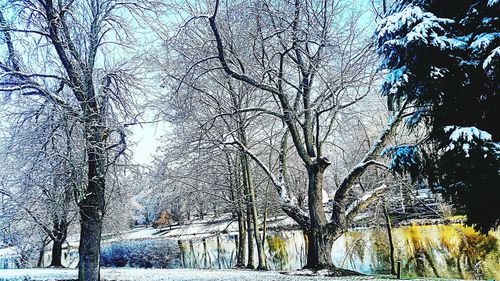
[0,268,472,281]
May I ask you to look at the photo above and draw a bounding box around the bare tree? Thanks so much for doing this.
[0,1,155,278]
[170,0,409,270]
[0,95,84,267]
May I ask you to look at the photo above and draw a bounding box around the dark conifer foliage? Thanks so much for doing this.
[376,0,499,233]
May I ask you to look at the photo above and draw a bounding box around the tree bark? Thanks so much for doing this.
[304,161,336,269]
[78,126,106,281]
[78,205,103,281]
[245,203,255,269]
[236,210,247,267]
[49,214,69,267]
[305,229,337,269]
[50,239,64,267]
[261,202,268,263]
[238,134,255,269]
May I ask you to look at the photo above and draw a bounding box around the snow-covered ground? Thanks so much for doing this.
[0,268,343,281]
[0,268,472,281]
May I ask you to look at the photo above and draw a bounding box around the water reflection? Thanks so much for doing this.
[177,224,499,279]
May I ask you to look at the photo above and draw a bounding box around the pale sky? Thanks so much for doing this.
[129,114,172,166]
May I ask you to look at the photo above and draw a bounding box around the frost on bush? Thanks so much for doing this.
[100,239,182,268]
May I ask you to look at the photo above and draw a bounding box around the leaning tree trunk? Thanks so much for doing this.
[78,125,106,281]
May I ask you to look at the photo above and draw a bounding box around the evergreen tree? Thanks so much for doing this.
[376,0,499,233]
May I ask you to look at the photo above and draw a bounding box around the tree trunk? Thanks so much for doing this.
[236,210,247,267]
[240,151,255,269]
[261,203,268,261]
[304,162,335,269]
[230,153,247,268]
[383,202,396,275]
[245,203,255,269]
[37,236,50,268]
[250,192,266,270]
[49,239,64,267]
[305,229,336,269]
[78,130,106,281]
[242,155,266,270]
[78,205,103,281]
[50,217,68,268]
[37,249,45,268]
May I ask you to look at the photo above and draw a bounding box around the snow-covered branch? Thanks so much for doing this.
[345,184,389,223]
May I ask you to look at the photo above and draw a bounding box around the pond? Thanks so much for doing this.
[175,224,499,279]
[44,223,499,280]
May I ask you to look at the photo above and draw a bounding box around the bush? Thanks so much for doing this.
[100,239,181,268]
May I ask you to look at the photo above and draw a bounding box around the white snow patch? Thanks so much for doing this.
[462,143,471,157]
[447,126,492,142]
[119,227,162,240]
[377,5,462,52]
[221,133,235,145]
[0,247,21,258]
[0,268,371,281]
[377,5,427,39]
[470,33,500,52]
[483,46,500,70]
[445,126,494,156]
[430,67,446,79]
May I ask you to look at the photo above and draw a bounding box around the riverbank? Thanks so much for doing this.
[0,268,479,281]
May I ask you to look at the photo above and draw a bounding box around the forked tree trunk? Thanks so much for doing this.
[241,152,256,269]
